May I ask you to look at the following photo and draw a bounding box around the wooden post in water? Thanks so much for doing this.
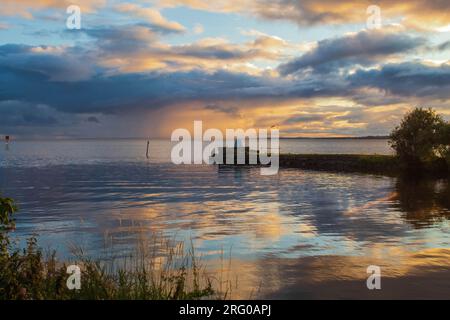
[146,140,150,159]
[4,135,10,151]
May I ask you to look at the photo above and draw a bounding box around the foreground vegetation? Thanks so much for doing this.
[0,196,222,300]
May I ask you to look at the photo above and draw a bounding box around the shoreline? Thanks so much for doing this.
[279,154,449,177]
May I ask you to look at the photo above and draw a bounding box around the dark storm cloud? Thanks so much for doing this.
[0,43,350,115]
[278,30,426,75]
[0,44,28,54]
[348,62,450,98]
[0,44,96,81]
[0,61,275,114]
[1,41,448,126]
[0,101,58,126]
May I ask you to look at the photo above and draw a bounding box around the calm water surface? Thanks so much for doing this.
[1,139,449,298]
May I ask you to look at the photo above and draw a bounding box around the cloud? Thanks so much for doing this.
[282,114,328,124]
[82,24,159,55]
[158,0,450,30]
[278,29,426,75]
[1,2,449,139]
[0,0,106,18]
[170,37,281,60]
[0,101,58,127]
[193,23,204,35]
[348,62,450,99]
[0,100,112,137]
[80,25,290,73]
[114,3,186,33]
[87,116,100,123]
[0,43,348,116]
[0,48,272,114]
[437,41,450,51]
[204,103,242,117]
[251,33,287,49]
[0,44,96,82]
[1,41,448,120]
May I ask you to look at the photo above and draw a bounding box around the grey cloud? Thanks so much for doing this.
[348,62,450,98]
[0,54,349,116]
[437,41,450,51]
[81,24,279,63]
[1,42,449,138]
[0,44,96,82]
[80,24,158,55]
[173,44,255,60]
[204,104,243,117]
[283,114,328,124]
[0,101,58,127]
[0,46,286,114]
[278,30,426,75]
[248,0,450,28]
[87,116,100,123]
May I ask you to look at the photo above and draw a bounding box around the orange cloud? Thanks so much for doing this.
[94,30,293,74]
[158,0,450,30]
[0,0,106,18]
[115,3,186,33]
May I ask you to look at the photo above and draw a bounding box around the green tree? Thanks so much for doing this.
[437,122,450,164]
[389,108,447,167]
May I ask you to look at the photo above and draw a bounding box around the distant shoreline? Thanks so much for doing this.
[3,136,390,141]
[279,136,389,140]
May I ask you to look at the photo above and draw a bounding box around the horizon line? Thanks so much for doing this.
[2,135,390,141]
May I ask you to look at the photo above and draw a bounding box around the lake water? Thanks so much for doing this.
[1,139,449,299]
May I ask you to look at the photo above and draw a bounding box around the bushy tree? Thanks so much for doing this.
[389,108,447,167]
[0,195,16,229]
[437,123,450,164]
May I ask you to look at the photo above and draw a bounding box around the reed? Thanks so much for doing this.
[0,195,228,300]
[0,234,227,300]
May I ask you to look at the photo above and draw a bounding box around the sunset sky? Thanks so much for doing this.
[1,0,449,138]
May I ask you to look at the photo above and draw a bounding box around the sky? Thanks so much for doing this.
[0,0,449,138]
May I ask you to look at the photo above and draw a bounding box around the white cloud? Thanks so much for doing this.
[193,23,204,34]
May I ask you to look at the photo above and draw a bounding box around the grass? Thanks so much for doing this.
[0,232,225,300]
[0,194,230,301]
